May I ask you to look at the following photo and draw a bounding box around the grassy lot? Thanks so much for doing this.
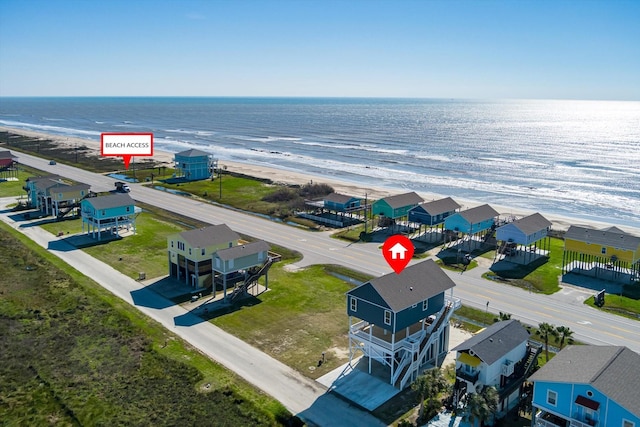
[0,164,47,198]
[483,237,565,294]
[40,203,211,280]
[0,222,292,426]
[584,292,640,320]
[209,263,356,379]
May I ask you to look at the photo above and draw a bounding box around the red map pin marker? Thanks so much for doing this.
[382,235,414,274]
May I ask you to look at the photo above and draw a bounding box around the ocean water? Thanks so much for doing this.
[1,97,639,227]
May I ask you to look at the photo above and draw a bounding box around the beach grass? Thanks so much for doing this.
[0,221,291,426]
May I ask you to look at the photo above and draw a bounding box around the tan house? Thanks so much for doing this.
[167,224,240,288]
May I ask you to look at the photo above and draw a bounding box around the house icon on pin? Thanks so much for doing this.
[389,242,408,260]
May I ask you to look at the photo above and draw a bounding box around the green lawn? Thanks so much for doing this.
[0,165,46,198]
[484,237,565,294]
[0,222,291,426]
[210,263,355,379]
[584,292,640,320]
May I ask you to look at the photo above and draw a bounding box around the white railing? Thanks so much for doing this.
[391,353,411,385]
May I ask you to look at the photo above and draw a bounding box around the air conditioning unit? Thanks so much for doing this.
[502,360,514,376]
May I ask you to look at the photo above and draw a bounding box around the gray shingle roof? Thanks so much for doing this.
[504,213,552,236]
[0,150,17,159]
[565,225,640,251]
[216,240,270,261]
[46,182,91,194]
[380,192,424,209]
[175,148,211,158]
[324,193,358,204]
[349,259,455,312]
[458,204,500,224]
[452,320,530,365]
[416,197,461,216]
[85,193,134,210]
[179,224,239,248]
[529,345,640,417]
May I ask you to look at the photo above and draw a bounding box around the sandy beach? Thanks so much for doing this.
[2,125,638,235]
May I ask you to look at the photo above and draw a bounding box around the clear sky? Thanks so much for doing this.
[1,0,639,100]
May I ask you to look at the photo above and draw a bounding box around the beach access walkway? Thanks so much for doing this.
[0,198,385,427]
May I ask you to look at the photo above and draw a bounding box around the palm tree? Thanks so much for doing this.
[494,311,512,322]
[411,368,449,421]
[536,322,557,361]
[556,325,574,350]
[465,386,499,427]
[481,386,499,423]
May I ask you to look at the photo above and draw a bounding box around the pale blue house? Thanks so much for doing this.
[530,345,640,427]
[444,204,499,235]
[495,213,552,263]
[174,149,216,181]
[81,193,138,240]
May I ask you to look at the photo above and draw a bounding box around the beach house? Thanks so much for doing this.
[25,175,64,213]
[372,192,424,227]
[495,213,552,264]
[213,240,272,301]
[0,150,17,179]
[46,182,92,219]
[167,224,240,288]
[81,193,137,241]
[346,259,460,389]
[408,197,461,241]
[562,225,640,284]
[174,148,217,181]
[444,204,500,249]
[323,193,361,212]
[530,345,640,427]
[452,320,541,416]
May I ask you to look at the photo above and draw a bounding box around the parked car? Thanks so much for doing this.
[114,181,131,193]
[49,160,57,165]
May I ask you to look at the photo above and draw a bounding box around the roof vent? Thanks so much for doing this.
[409,286,413,291]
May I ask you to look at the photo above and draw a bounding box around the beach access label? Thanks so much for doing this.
[101,133,153,169]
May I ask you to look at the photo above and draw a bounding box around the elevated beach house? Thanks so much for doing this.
[81,193,137,241]
[167,224,240,288]
[372,191,424,227]
[174,148,217,181]
[46,182,92,219]
[530,345,640,427]
[408,197,461,241]
[495,212,552,264]
[25,175,64,213]
[213,240,272,301]
[562,225,640,284]
[347,259,461,390]
[443,204,500,249]
[0,149,18,178]
[452,320,541,417]
[323,192,361,212]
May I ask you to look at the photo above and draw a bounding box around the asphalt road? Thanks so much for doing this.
[15,152,639,354]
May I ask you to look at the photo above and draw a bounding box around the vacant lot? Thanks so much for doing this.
[0,222,290,426]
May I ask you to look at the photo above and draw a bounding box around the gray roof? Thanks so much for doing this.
[46,182,91,194]
[565,225,640,251]
[179,224,239,248]
[349,259,455,312]
[85,193,134,210]
[416,197,461,216]
[324,193,358,204]
[175,148,211,158]
[458,204,500,224]
[452,320,530,365]
[0,150,17,159]
[216,240,270,261]
[503,213,552,236]
[380,192,424,209]
[35,178,67,192]
[529,345,640,417]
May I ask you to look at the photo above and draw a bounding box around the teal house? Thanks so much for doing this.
[530,345,640,427]
[444,204,499,235]
[323,193,361,212]
[372,192,423,221]
[81,193,137,241]
[174,148,217,181]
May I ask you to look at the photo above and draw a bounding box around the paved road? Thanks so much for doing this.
[15,152,640,354]
[0,197,385,427]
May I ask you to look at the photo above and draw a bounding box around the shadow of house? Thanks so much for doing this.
[408,197,461,243]
[346,259,461,391]
[494,213,552,265]
[562,225,640,285]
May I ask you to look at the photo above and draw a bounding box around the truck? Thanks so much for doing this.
[115,181,131,193]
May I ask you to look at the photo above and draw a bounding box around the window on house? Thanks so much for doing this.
[384,310,391,325]
[188,248,192,255]
[350,297,357,312]
[601,247,607,254]
[622,420,635,427]
[547,390,557,406]
[171,241,174,248]
[126,206,130,213]
[423,299,428,311]
[178,242,185,251]
[201,249,205,256]
[101,210,106,215]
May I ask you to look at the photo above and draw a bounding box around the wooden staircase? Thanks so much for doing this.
[229,258,273,302]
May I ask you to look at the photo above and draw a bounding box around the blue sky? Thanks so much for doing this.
[1,0,639,100]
